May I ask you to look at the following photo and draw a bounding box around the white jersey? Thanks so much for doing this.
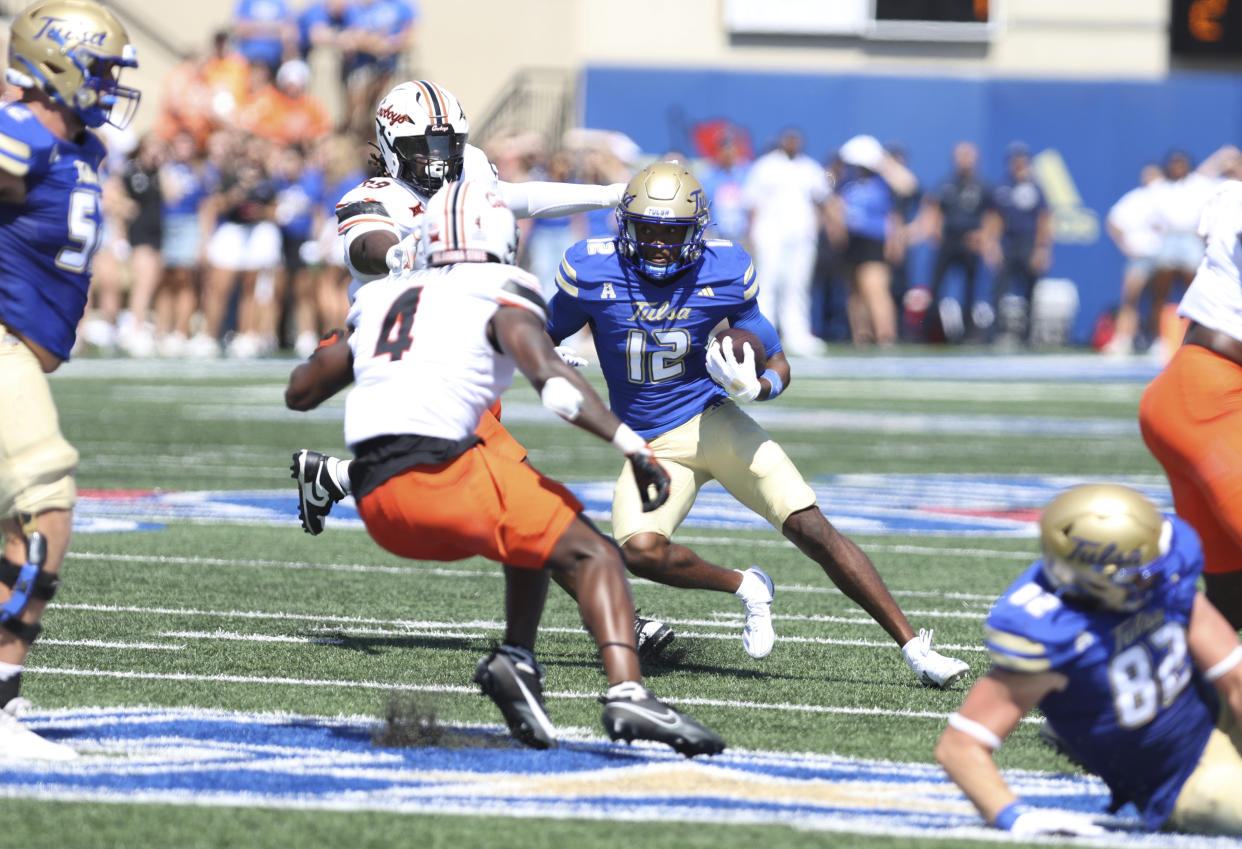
[334,146,623,295]
[1107,180,1163,259]
[1178,180,1242,340]
[1152,172,1220,235]
[742,150,831,243]
[335,144,498,286]
[344,261,546,449]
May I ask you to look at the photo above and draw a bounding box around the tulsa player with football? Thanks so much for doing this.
[543,162,969,686]
[290,78,675,660]
[284,179,725,756]
[0,0,139,759]
[936,484,1242,836]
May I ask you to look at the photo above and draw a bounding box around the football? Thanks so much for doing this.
[712,327,767,376]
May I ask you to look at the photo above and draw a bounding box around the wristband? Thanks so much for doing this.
[1205,645,1242,682]
[947,712,1003,750]
[993,800,1029,831]
[611,423,646,455]
[760,368,783,400]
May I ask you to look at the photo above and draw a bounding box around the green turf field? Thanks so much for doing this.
[4,350,1207,849]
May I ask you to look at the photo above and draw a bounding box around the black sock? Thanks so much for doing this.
[0,671,21,709]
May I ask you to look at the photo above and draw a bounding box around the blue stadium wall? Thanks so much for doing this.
[582,65,1242,345]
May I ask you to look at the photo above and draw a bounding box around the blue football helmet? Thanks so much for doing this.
[616,162,710,281]
[6,0,140,130]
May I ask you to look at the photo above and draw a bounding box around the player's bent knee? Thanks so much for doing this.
[620,533,669,575]
[547,516,621,574]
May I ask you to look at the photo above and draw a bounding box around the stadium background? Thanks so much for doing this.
[0,0,1239,342]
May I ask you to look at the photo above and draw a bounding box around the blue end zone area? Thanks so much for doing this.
[7,706,1229,846]
[74,475,1172,537]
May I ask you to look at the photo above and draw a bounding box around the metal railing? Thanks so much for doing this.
[470,67,577,153]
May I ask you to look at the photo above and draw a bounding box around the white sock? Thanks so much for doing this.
[734,569,767,601]
[606,681,647,700]
[329,458,352,495]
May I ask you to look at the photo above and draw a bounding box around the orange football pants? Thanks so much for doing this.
[356,412,580,569]
[1140,343,1242,575]
[476,404,526,463]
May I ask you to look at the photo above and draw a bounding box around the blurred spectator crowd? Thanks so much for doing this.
[677,127,1242,355]
[73,0,1242,359]
[80,0,424,359]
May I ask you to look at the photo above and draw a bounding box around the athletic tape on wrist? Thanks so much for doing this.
[611,423,646,456]
[1205,645,1242,682]
[993,800,1029,830]
[540,376,583,421]
[947,712,1003,750]
[760,368,783,399]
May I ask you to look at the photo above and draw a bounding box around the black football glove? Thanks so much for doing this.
[628,447,670,512]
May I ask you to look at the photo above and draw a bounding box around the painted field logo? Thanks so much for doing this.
[4,706,1211,847]
[73,476,1172,538]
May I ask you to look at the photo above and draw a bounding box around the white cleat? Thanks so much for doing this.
[737,566,775,659]
[902,628,971,689]
[0,711,77,761]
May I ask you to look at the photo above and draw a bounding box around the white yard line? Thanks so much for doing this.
[38,638,186,651]
[25,665,1008,723]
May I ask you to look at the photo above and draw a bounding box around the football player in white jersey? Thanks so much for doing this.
[291,79,676,660]
[284,180,724,756]
[335,79,625,298]
[1140,180,1242,631]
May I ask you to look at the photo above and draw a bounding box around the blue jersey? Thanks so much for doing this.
[0,104,106,360]
[546,239,781,439]
[985,515,1217,829]
[839,169,894,241]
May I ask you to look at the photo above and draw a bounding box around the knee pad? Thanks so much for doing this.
[0,555,59,645]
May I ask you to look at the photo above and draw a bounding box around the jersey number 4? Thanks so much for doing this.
[374,287,423,361]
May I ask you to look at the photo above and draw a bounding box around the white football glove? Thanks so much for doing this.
[706,336,761,401]
[1006,809,1104,837]
[385,232,421,275]
[554,346,588,368]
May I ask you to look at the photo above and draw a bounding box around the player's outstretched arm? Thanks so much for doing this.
[492,306,669,511]
[1187,592,1242,725]
[935,669,1099,835]
[497,180,624,219]
[285,331,354,411]
[348,230,400,277]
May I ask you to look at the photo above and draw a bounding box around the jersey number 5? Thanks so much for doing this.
[374,287,423,361]
[56,189,103,274]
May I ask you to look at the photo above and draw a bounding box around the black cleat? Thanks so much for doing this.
[601,682,725,757]
[634,612,674,661]
[291,449,346,535]
[473,648,557,750]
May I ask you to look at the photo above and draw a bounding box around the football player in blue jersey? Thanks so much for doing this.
[545,162,970,687]
[0,0,139,760]
[936,483,1242,836]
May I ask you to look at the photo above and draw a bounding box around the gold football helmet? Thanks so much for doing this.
[616,162,710,281]
[1039,483,1170,612]
[7,0,140,129]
